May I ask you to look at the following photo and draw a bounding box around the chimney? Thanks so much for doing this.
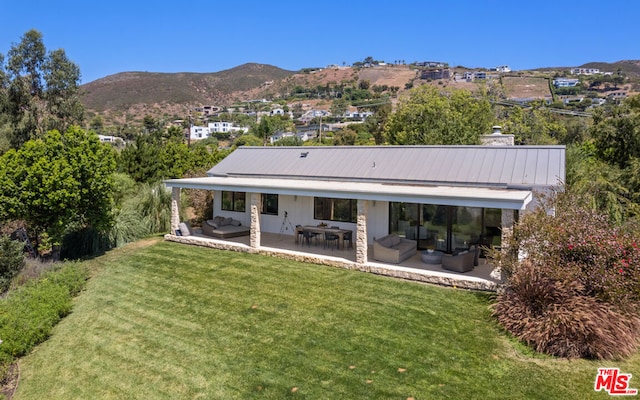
[480,125,514,146]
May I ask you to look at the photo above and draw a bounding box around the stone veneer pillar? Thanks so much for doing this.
[356,199,368,265]
[171,187,181,234]
[250,192,261,248]
[501,209,517,244]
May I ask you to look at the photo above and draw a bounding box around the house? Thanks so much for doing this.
[553,78,580,88]
[188,122,249,140]
[269,131,311,144]
[165,136,565,288]
[570,67,600,75]
[420,68,451,80]
[495,65,511,73]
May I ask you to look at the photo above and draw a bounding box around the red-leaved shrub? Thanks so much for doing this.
[494,261,640,359]
[491,190,640,359]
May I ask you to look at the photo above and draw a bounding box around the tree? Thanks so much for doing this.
[0,127,116,250]
[0,30,84,149]
[499,106,565,145]
[590,96,640,169]
[251,115,294,146]
[364,103,391,145]
[384,86,493,145]
[330,98,348,119]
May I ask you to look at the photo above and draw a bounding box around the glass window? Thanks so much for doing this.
[261,193,278,215]
[221,191,245,212]
[314,197,356,223]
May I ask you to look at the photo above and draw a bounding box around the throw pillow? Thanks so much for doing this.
[213,216,225,226]
[206,220,218,229]
[230,219,241,226]
[223,217,233,226]
[179,222,191,236]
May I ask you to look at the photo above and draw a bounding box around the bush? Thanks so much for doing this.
[494,261,640,359]
[491,190,640,359]
[0,262,88,368]
[0,235,26,293]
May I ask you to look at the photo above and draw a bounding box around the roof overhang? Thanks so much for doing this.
[165,176,533,210]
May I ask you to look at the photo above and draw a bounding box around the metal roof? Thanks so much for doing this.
[206,145,565,189]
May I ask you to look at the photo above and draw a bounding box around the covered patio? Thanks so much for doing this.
[165,229,501,291]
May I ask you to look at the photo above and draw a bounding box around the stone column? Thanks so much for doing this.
[250,192,261,248]
[501,209,516,246]
[171,187,181,234]
[356,199,368,265]
[498,209,518,282]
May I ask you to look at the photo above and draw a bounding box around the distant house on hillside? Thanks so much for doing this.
[553,78,580,88]
[189,122,249,140]
[570,67,600,75]
[420,68,451,80]
[494,65,511,73]
[269,131,311,144]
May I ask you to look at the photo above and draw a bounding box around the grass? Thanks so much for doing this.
[13,238,640,399]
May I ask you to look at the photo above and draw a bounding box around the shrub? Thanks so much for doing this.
[0,235,26,293]
[491,189,640,359]
[494,261,640,359]
[0,262,88,367]
[0,279,71,358]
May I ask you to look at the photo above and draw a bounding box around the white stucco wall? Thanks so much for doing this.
[211,191,391,244]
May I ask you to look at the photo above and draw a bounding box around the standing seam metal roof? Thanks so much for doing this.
[207,145,565,188]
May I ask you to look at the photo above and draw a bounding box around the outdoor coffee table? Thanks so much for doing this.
[421,250,443,264]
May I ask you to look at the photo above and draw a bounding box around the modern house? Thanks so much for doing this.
[553,78,580,88]
[165,131,565,289]
[188,122,250,140]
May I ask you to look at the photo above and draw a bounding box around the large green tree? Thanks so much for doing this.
[252,115,294,146]
[0,30,84,150]
[590,95,640,169]
[498,105,566,145]
[0,126,116,246]
[383,86,493,145]
[119,123,226,183]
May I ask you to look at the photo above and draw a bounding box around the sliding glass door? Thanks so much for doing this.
[389,202,502,253]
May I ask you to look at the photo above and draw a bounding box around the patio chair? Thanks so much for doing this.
[324,231,339,250]
[295,225,304,243]
[343,230,353,249]
[302,229,318,247]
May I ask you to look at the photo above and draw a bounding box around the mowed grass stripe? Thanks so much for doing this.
[14,240,639,399]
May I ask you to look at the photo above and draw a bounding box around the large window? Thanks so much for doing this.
[314,197,357,223]
[261,193,278,215]
[221,191,245,212]
[389,202,502,253]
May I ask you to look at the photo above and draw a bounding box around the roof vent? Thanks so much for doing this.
[491,125,502,135]
[300,152,309,158]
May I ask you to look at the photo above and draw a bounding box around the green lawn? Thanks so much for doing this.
[14,239,639,399]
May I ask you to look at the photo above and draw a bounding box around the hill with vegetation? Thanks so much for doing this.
[80,60,640,126]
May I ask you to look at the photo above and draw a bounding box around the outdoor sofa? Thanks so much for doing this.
[373,234,417,264]
[201,216,250,239]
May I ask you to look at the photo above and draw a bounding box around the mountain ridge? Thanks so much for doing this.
[80,60,640,125]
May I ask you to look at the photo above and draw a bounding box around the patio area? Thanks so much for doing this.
[165,229,501,291]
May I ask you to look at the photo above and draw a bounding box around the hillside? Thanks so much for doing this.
[80,60,640,126]
[80,63,296,123]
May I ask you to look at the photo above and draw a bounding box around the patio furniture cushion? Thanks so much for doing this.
[202,217,249,238]
[178,222,191,236]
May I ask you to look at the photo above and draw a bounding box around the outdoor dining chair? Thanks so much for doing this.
[324,231,339,250]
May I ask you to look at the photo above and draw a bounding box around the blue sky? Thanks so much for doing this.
[2,0,638,84]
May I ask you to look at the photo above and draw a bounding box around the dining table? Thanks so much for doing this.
[296,225,352,250]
